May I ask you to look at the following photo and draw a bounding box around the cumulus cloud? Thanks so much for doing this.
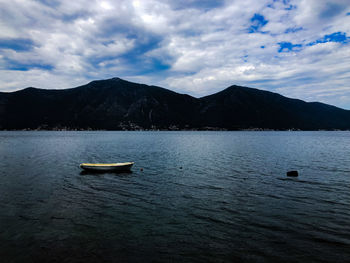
[0,0,350,109]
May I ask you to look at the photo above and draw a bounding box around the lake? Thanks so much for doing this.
[0,131,349,262]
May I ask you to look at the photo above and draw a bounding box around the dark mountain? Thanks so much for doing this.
[0,78,199,130]
[0,77,349,130]
[198,85,350,130]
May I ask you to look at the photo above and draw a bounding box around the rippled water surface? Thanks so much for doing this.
[0,131,350,262]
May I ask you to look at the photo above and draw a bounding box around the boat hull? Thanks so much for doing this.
[80,162,134,172]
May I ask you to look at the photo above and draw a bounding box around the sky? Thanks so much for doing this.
[0,0,350,109]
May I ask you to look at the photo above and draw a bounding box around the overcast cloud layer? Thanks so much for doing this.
[0,0,350,108]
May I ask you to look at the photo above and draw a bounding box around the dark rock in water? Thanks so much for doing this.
[287,170,298,177]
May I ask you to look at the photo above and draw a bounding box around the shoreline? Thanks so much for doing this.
[0,128,348,131]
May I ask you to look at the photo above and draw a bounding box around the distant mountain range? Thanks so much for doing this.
[0,77,349,130]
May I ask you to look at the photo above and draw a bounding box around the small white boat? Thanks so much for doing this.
[80,162,134,172]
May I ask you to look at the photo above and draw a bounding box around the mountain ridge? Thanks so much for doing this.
[0,77,349,130]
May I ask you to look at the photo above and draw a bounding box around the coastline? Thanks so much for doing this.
[0,127,348,131]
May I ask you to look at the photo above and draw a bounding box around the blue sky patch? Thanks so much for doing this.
[4,59,53,71]
[0,38,35,51]
[281,0,291,4]
[36,0,60,8]
[323,32,348,43]
[241,55,248,62]
[278,42,302,52]
[319,3,344,19]
[137,58,171,75]
[268,0,295,10]
[284,4,296,10]
[285,27,303,33]
[169,0,225,11]
[249,14,268,33]
[308,32,349,46]
[120,36,162,61]
[61,11,91,22]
